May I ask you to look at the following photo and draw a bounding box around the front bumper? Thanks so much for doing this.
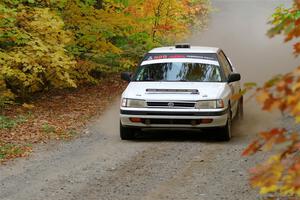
[120,108,228,128]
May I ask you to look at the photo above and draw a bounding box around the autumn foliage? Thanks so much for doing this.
[243,1,300,198]
[0,0,210,102]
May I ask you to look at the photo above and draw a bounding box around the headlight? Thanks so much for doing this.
[121,98,146,108]
[195,100,224,109]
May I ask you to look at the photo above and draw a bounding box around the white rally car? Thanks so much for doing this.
[120,44,243,141]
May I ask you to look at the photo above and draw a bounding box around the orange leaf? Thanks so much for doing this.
[242,140,261,156]
[256,90,270,104]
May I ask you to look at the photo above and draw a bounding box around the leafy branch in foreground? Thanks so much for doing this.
[242,2,300,199]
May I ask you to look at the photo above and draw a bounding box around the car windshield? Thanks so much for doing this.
[133,62,222,82]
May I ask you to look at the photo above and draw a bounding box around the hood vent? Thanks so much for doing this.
[146,89,199,94]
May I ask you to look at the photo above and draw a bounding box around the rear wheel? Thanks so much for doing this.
[219,105,232,141]
[120,122,136,140]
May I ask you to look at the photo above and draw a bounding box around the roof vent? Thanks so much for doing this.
[175,43,191,49]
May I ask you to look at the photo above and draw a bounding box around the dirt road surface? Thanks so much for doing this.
[1,0,299,200]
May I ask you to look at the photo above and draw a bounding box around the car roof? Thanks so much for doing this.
[148,46,220,54]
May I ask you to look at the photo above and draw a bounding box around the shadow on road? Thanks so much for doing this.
[135,130,219,142]
[132,124,242,143]
[123,110,251,143]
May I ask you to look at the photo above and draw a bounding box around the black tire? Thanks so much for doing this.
[219,105,232,141]
[120,122,135,140]
[236,96,244,121]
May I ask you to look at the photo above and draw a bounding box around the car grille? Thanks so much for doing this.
[142,119,199,125]
[147,101,195,108]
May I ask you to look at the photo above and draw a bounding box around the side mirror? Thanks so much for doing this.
[228,73,241,83]
[121,72,132,82]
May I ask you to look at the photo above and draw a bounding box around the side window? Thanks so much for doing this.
[218,51,232,79]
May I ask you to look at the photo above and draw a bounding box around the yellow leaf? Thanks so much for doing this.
[292,102,300,115]
[292,82,300,92]
[22,103,35,109]
[296,116,300,124]
[260,185,278,194]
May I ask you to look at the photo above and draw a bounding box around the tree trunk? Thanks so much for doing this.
[95,0,103,9]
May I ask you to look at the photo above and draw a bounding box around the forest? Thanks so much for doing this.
[0,0,210,106]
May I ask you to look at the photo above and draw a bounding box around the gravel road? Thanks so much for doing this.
[1,0,299,200]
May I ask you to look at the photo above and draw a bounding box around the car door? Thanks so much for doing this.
[218,51,240,113]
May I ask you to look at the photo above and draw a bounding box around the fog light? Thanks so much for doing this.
[130,118,142,123]
[144,119,151,125]
[200,119,213,124]
[191,120,197,126]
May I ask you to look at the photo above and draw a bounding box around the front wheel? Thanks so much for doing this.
[120,122,136,140]
[236,96,244,121]
[219,106,232,141]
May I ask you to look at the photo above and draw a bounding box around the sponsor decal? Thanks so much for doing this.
[145,53,217,61]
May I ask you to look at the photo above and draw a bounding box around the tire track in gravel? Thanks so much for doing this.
[142,143,225,200]
[68,142,211,200]
[142,141,259,200]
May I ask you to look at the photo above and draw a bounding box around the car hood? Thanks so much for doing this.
[122,82,226,101]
